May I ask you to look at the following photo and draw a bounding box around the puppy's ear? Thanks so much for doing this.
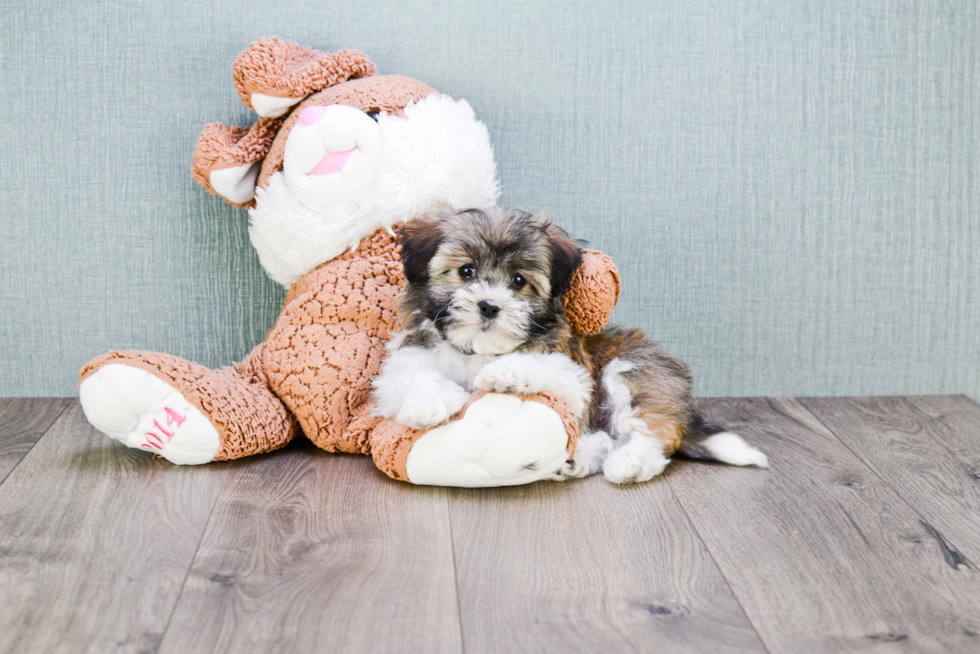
[544,221,583,297]
[399,217,444,285]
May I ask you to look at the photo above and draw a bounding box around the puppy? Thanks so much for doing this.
[372,207,767,483]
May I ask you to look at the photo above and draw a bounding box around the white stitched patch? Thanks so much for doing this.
[79,364,219,465]
[405,394,569,487]
[210,162,261,204]
[251,93,303,118]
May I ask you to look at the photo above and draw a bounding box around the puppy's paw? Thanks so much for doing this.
[549,431,614,480]
[396,379,469,430]
[474,353,592,416]
[549,459,582,481]
[474,356,543,396]
[603,438,670,484]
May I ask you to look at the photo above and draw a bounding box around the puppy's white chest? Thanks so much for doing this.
[430,342,496,389]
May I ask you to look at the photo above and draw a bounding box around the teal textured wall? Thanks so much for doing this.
[1,0,978,398]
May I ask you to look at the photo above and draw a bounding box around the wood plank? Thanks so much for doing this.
[801,395,980,566]
[0,398,71,484]
[667,397,980,653]
[0,401,226,654]
[905,396,980,472]
[159,441,462,654]
[448,475,767,653]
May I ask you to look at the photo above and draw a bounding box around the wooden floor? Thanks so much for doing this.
[2,397,980,653]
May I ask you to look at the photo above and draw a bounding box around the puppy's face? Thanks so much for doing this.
[399,207,581,355]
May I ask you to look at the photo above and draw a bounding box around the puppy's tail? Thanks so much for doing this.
[677,416,769,468]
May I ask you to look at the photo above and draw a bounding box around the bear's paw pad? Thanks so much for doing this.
[79,364,219,465]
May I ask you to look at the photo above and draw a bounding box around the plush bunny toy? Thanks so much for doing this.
[78,38,620,487]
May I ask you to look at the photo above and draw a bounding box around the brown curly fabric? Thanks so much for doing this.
[79,343,298,461]
[370,391,579,482]
[262,229,403,454]
[191,118,283,206]
[255,76,437,189]
[564,249,621,334]
[253,227,608,457]
[78,226,612,476]
[232,37,376,111]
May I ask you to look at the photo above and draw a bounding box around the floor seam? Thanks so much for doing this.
[663,471,774,654]
[797,396,980,573]
[445,490,467,654]
[155,473,226,653]
[0,398,74,488]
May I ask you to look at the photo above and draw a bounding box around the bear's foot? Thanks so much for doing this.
[79,364,220,465]
[372,392,578,487]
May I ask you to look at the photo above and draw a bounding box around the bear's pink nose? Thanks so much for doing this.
[299,105,329,126]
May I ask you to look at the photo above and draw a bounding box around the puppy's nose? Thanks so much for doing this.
[478,300,500,320]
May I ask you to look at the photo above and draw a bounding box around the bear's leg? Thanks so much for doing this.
[78,344,298,464]
[370,391,579,487]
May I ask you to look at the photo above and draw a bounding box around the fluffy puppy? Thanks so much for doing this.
[372,207,768,483]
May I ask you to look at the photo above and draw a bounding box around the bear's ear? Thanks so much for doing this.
[563,249,621,334]
[233,37,376,117]
[191,117,281,207]
[398,216,445,285]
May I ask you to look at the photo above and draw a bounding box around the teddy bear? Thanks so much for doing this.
[78,38,620,487]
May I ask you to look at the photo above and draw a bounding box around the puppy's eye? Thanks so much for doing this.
[511,273,527,289]
[366,111,380,122]
[459,264,476,281]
